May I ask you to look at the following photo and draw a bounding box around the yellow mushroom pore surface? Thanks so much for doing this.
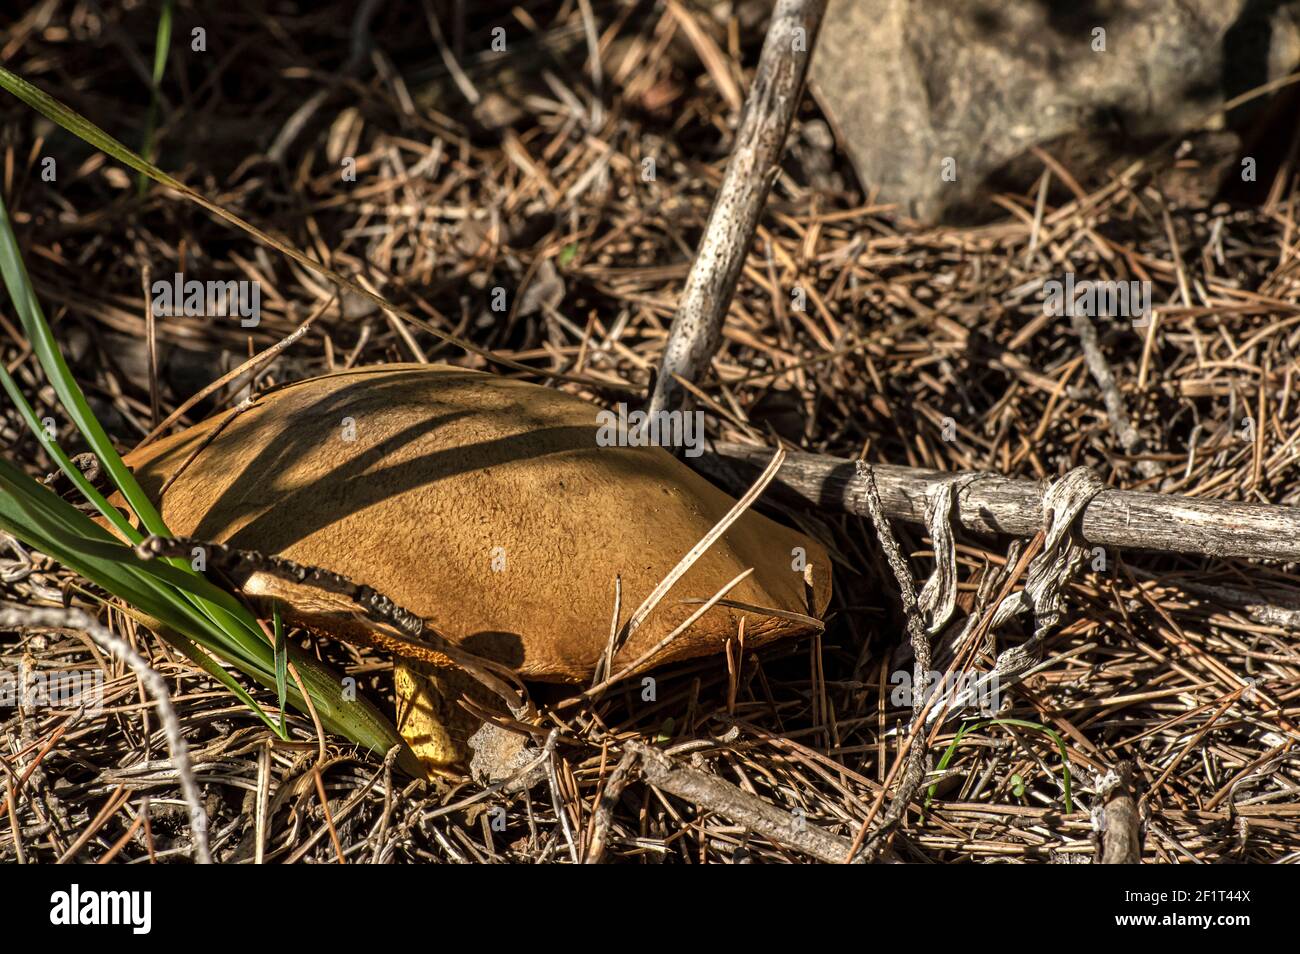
[120,365,832,682]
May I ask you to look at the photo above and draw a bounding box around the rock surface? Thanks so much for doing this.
[811,0,1300,222]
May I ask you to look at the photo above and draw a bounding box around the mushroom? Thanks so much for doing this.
[118,364,832,771]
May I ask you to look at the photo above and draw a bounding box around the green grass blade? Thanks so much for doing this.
[926,717,1073,813]
[0,186,169,538]
[0,460,285,733]
[138,0,175,196]
[0,213,412,767]
[4,502,273,667]
[0,459,412,760]
[0,361,141,543]
[0,460,264,659]
[0,68,425,773]
[0,187,270,650]
[273,604,288,724]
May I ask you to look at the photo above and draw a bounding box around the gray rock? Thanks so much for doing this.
[810,0,1300,222]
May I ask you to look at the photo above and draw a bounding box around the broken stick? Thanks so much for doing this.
[647,0,828,419]
[1095,761,1143,864]
[629,740,854,863]
[708,442,1300,563]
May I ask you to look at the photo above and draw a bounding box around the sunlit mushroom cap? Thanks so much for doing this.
[120,365,832,681]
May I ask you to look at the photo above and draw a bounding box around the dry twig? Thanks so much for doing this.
[0,603,211,863]
[647,0,827,418]
[709,443,1300,562]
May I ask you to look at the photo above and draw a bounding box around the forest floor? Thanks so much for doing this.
[1,1,1297,863]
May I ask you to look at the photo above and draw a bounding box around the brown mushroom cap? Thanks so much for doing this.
[120,365,832,681]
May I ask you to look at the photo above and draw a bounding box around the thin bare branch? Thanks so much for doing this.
[708,443,1300,563]
[647,0,827,418]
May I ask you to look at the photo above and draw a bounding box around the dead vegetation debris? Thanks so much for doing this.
[1,1,1298,863]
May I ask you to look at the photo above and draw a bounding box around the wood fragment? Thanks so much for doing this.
[647,0,827,418]
[1070,310,1161,481]
[846,461,930,862]
[584,749,637,863]
[629,740,853,863]
[1096,761,1142,864]
[708,443,1300,562]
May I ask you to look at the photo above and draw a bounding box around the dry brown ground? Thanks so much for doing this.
[1,1,1297,863]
